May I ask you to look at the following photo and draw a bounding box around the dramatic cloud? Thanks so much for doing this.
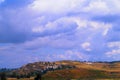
[0,0,120,68]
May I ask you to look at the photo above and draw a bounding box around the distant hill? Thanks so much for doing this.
[11,61,75,76]
[1,60,120,79]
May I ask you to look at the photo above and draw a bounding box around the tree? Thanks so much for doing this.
[34,73,42,80]
[0,72,7,80]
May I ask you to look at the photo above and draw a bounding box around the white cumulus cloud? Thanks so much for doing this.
[81,42,91,51]
[28,0,120,15]
[106,49,120,57]
[108,41,120,48]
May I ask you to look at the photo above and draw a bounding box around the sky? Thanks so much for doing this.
[0,0,120,68]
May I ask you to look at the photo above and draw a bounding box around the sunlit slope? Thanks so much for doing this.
[42,61,120,79]
[55,60,120,71]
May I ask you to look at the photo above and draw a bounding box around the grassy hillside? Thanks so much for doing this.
[2,60,120,80]
[42,68,107,80]
[55,60,120,71]
[42,61,120,80]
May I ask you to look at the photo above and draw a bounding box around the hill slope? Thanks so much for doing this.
[43,60,120,79]
[4,60,120,79]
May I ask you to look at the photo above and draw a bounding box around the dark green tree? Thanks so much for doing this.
[0,72,7,80]
[34,73,42,80]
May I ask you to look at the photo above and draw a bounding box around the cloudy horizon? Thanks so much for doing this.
[0,0,120,68]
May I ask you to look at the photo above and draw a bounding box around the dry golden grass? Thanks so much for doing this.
[7,78,17,80]
[56,61,120,71]
[7,77,34,80]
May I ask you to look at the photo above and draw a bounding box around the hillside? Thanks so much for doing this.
[11,61,75,76]
[43,60,120,79]
[56,60,120,71]
[1,60,120,80]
